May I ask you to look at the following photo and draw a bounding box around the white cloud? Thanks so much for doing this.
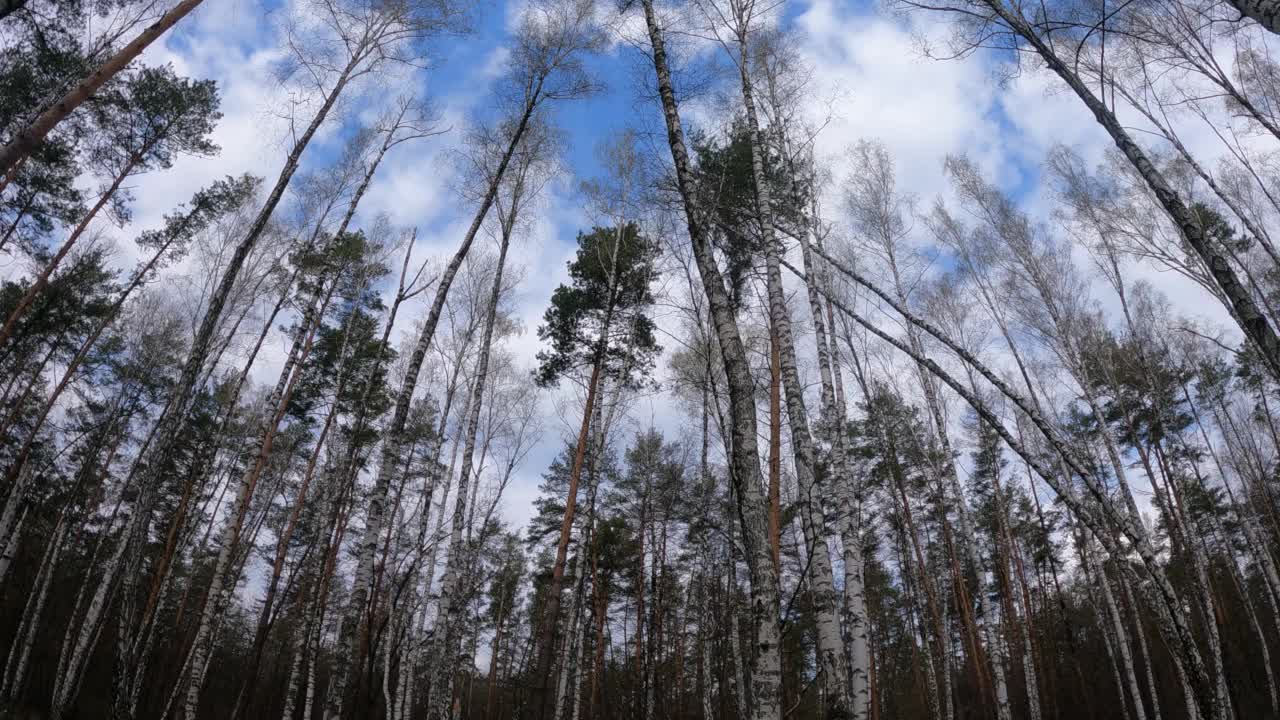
[28,0,1271,540]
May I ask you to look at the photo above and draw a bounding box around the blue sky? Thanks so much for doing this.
[125,0,1247,533]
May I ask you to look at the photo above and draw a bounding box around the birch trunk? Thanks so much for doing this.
[279,592,316,720]
[54,57,357,718]
[1095,543,1148,720]
[725,514,749,718]
[328,90,539,720]
[553,557,584,720]
[793,253,1216,718]
[729,24,850,714]
[532,219,625,716]
[699,571,716,720]
[797,209,869,720]
[988,437,1045,720]
[175,282,330,719]
[0,518,65,704]
[987,0,1280,393]
[0,151,142,349]
[232,161,399,714]
[51,518,130,719]
[1122,579,1164,720]
[799,245,1218,718]
[639,3,782,716]
[0,502,26,587]
[425,205,515,720]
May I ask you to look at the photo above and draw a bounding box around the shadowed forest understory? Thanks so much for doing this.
[2,0,1280,718]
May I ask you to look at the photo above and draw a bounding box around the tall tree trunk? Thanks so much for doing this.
[0,0,205,178]
[730,23,850,714]
[987,0,1280,388]
[0,517,66,704]
[792,250,1219,720]
[1090,537,1149,720]
[698,569,716,720]
[328,90,540,720]
[0,151,142,350]
[486,594,510,720]
[0,502,26,587]
[725,507,750,718]
[425,211,516,720]
[55,57,357,717]
[532,228,623,719]
[230,122,406,716]
[554,557,586,720]
[796,208,869,720]
[767,333,782,576]
[986,430,1045,720]
[639,4,782,718]
[174,282,331,719]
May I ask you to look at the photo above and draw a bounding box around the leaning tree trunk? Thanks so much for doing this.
[0,150,144,350]
[174,279,332,719]
[0,501,25,588]
[531,227,621,719]
[0,518,66,704]
[0,0,205,178]
[734,37,850,714]
[987,0,1280,392]
[52,57,357,718]
[796,210,870,720]
[791,251,1219,719]
[639,3,783,718]
[553,556,586,720]
[0,188,227,470]
[230,112,402,715]
[425,205,515,720]
[327,88,540,720]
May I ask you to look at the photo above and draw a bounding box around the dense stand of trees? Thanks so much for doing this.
[2,0,1280,719]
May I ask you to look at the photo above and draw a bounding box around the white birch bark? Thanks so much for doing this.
[638,3,783,716]
[279,594,314,720]
[1,517,64,703]
[424,195,517,720]
[797,200,870,720]
[699,572,716,720]
[52,520,129,719]
[802,242,1218,719]
[326,90,542,720]
[176,281,330,719]
[727,577,748,718]
[725,21,850,713]
[0,501,26,588]
[1010,545,1044,720]
[50,51,360,720]
[553,557,583,720]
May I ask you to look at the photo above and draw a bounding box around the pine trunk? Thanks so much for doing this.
[0,0,205,177]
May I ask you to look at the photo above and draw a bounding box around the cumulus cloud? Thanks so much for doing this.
[76,0,1271,534]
